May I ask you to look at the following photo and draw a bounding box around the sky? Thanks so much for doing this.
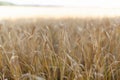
[0,0,120,8]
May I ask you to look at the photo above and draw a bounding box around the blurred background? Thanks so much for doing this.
[0,0,120,19]
[0,0,120,8]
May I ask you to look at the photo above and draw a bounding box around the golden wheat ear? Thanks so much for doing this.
[10,52,22,80]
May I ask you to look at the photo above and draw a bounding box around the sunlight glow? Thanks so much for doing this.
[0,0,120,19]
[0,0,120,8]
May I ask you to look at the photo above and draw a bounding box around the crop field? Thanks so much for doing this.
[0,7,120,80]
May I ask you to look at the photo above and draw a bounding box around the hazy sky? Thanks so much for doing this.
[0,0,120,8]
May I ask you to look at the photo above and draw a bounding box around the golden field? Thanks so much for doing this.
[0,6,120,80]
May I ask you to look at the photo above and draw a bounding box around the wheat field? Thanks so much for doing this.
[0,17,120,80]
